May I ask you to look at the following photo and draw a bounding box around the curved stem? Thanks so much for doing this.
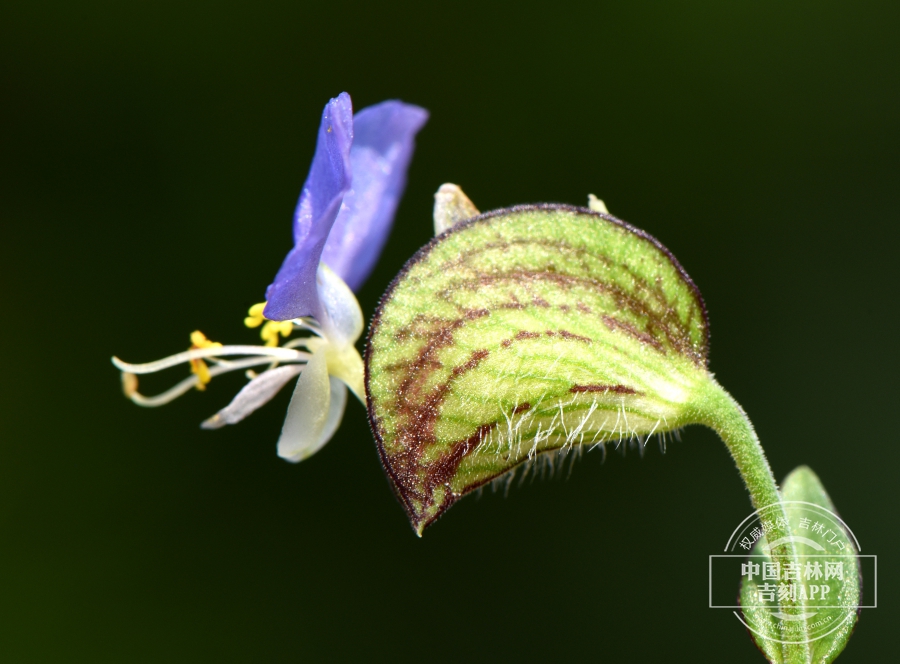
[697,380,780,515]
[697,378,811,663]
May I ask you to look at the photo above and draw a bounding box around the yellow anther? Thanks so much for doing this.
[121,372,139,397]
[243,302,291,346]
[189,330,222,390]
[244,302,267,329]
[191,359,212,389]
[190,330,223,350]
[260,320,293,347]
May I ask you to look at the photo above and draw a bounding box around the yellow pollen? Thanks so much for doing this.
[261,320,293,347]
[244,302,293,347]
[244,302,267,329]
[121,372,139,397]
[189,330,222,390]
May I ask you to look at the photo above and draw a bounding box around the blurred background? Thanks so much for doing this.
[2,2,897,661]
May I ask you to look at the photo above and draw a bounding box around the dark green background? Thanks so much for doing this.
[2,2,896,662]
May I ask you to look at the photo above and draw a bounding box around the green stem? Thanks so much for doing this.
[698,380,780,515]
[697,378,811,663]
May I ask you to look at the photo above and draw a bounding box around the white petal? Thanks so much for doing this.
[316,263,363,348]
[201,364,304,429]
[316,377,348,453]
[277,351,347,462]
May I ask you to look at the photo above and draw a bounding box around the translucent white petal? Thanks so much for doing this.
[277,351,347,462]
[201,364,304,430]
[316,263,363,348]
[316,377,348,454]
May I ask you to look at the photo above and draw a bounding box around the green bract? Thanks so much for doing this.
[366,204,715,534]
[365,192,859,660]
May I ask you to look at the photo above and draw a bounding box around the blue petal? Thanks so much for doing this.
[319,101,429,291]
[264,93,354,321]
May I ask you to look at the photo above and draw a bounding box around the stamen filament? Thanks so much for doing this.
[112,345,306,375]
[283,338,314,350]
[293,318,323,334]
[124,356,308,407]
[128,374,206,406]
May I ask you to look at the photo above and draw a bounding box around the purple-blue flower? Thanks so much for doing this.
[263,92,428,322]
[113,92,428,463]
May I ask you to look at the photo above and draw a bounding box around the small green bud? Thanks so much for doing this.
[740,466,860,663]
[366,202,716,534]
